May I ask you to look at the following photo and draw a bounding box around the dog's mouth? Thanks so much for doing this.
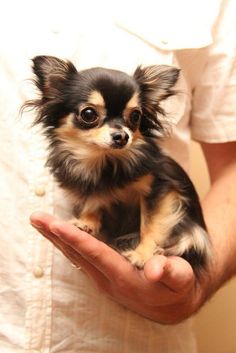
[111,143,127,149]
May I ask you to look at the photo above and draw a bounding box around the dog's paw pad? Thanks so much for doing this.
[69,219,94,235]
[122,245,165,269]
[78,225,94,234]
[121,249,146,269]
[153,246,165,256]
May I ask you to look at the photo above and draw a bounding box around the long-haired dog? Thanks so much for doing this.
[25,55,211,276]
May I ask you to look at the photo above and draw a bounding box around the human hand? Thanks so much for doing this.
[30,211,210,324]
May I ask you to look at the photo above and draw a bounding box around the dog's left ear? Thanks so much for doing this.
[133,65,180,136]
[133,65,180,103]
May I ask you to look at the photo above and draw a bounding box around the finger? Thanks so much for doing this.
[143,255,167,282]
[35,225,111,292]
[47,218,137,281]
[34,224,84,267]
[144,255,195,292]
[30,212,111,291]
[30,211,56,229]
[31,213,81,266]
[31,212,138,288]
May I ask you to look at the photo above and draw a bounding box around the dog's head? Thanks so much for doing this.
[28,55,179,154]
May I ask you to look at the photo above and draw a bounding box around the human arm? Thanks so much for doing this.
[200,141,236,293]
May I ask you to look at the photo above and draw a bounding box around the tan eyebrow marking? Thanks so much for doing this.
[87,90,105,107]
[125,92,140,110]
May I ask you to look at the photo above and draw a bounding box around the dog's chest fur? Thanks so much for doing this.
[47,137,158,241]
[47,135,159,196]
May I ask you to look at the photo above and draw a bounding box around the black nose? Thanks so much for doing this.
[111,131,129,148]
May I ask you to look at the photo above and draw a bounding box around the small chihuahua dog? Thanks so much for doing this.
[26,55,211,275]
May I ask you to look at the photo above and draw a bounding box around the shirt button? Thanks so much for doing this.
[33,266,44,278]
[35,185,46,197]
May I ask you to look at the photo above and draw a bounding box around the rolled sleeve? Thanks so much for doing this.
[191,0,236,143]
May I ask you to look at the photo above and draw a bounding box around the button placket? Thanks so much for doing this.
[25,124,54,352]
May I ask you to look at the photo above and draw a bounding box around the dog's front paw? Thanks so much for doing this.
[69,218,97,236]
[122,244,164,269]
[122,249,147,269]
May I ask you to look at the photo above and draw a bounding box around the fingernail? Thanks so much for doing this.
[30,220,44,229]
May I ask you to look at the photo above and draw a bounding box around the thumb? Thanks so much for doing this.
[144,255,195,292]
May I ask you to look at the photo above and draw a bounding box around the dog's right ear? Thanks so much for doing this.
[32,55,77,99]
[22,56,78,127]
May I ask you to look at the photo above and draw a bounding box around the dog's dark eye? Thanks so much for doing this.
[80,108,99,124]
[129,110,141,125]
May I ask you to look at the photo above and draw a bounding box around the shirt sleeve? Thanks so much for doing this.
[190,0,236,143]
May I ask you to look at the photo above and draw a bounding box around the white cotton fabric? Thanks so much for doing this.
[0,0,235,352]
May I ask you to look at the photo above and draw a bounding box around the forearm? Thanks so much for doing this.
[201,143,236,298]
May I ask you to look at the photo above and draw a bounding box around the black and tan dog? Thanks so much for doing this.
[25,55,211,275]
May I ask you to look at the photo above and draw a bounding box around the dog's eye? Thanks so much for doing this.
[129,110,141,125]
[80,108,99,124]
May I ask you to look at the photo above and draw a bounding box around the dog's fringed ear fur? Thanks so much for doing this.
[32,55,77,99]
[133,65,180,137]
[24,56,77,126]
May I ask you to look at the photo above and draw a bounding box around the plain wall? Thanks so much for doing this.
[189,142,236,353]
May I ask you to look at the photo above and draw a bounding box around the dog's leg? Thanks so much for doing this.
[70,211,102,238]
[122,191,183,268]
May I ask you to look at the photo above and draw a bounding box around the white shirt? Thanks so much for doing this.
[0,1,235,352]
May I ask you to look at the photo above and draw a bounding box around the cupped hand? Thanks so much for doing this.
[30,211,209,324]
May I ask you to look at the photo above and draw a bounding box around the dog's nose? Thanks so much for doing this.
[111,131,129,148]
